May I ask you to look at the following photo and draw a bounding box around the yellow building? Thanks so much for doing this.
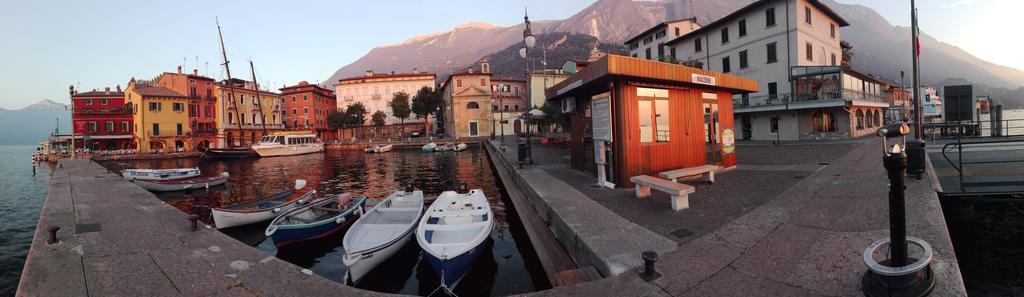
[442,62,494,138]
[214,78,284,148]
[125,79,192,151]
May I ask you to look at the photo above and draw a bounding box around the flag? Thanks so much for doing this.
[914,9,920,57]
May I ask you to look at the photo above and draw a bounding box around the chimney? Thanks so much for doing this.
[413,67,418,74]
[391,71,395,75]
[468,66,474,74]
[177,65,182,74]
[116,85,122,92]
[193,69,198,76]
[365,70,374,77]
[105,87,111,94]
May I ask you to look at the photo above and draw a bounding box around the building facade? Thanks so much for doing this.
[624,17,701,61]
[155,66,218,150]
[442,63,493,139]
[214,78,285,148]
[661,0,888,141]
[491,78,528,136]
[70,86,133,150]
[526,71,570,108]
[280,81,336,132]
[125,79,191,151]
[335,70,435,125]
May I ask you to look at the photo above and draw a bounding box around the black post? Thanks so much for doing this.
[884,150,909,266]
[188,214,200,232]
[47,226,60,244]
[640,250,661,282]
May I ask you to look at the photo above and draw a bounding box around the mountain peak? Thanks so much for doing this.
[27,99,66,110]
[455,22,500,30]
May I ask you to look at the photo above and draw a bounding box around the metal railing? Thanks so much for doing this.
[74,107,130,115]
[735,89,887,108]
[924,119,1024,140]
[942,138,1024,194]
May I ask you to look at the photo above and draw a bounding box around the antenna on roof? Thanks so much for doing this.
[687,0,694,20]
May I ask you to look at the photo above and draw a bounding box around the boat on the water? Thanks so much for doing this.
[343,187,425,285]
[364,144,393,153]
[132,172,230,192]
[252,131,324,157]
[453,143,468,152]
[416,188,493,289]
[435,143,454,152]
[421,143,437,152]
[265,193,367,248]
[212,180,314,229]
[121,168,201,181]
[204,147,257,158]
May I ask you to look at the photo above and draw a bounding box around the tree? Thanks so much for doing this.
[389,91,411,124]
[343,102,367,128]
[411,86,442,134]
[538,102,569,134]
[371,110,387,127]
[326,108,345,129]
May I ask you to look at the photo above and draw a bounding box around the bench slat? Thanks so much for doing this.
[631,176,695,195]
[659,165,720,179]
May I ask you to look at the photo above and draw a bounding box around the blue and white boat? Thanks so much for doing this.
[211,180,313,229]
[421,142,437,152]
[265,193,367,248]
[343,188,424,285]
[415,189,493,289]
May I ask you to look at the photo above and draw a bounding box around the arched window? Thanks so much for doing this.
[856,110,865,130]
[466,102,480,109]
[811,110,837,132]
[874,110,882,127]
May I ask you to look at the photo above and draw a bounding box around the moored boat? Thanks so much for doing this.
[211,180,314,229]
[377,144,393,153]
[252,131,324,157]
[416,188,493,289]
[121,168,201,181]
[204,147,257,158]
[421,142,437,152]
[132,172,230,192]
[343,187,425,285]
[364,145,380,153]
[453,143,468,152]
[265,193,367,248]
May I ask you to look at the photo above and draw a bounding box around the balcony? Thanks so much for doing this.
[222,123,285,130]
[343,95,354,101]
[73,107,130,115]
[371,94,381,100]
[735,89,888,113]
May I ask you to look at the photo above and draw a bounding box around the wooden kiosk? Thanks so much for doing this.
[546,55,757,188]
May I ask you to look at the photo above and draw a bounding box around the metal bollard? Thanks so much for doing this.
[47,225,60,244]
[640,250,661,282]
[458,182,468,194]
[188,214,200,231]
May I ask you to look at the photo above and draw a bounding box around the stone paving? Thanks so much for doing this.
[495,136,966,296]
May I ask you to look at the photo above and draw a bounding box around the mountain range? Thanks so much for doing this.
[0,100,70,145]
[325,0,1024,106]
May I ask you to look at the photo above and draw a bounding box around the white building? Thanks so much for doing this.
[624,18,701,61]
[660,0,888,141]
[335,70,436,125]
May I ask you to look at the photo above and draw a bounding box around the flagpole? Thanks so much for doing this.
[911,0,923,138]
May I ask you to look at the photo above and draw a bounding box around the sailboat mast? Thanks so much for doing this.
[216,17,243,148]
[250,61,269,135]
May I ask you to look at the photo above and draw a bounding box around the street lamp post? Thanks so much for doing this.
[520,8,536,166]
[69,85,75,159]
[499,83,505,149]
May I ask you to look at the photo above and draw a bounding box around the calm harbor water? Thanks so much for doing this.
[0,145,53,297]
[100,147,548,296]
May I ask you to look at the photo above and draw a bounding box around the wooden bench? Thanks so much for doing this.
[659,164,721,185]
[630,175,696,211]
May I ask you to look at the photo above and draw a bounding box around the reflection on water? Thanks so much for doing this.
[100,148,548,296]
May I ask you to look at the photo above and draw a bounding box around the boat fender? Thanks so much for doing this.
[221,172,231,177]
[335,217,346,224]
[272,207,281,213]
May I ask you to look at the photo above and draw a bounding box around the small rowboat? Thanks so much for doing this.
[452,143,468,152]
[421,143,437,152]
[132,172,230,192]
[265,193,367,248]
[122,168,201,181]
[377,144,393,152]
[211,180,314,229]
[204,147,257,159]
[416,189,493,289]
[343,188,424,285]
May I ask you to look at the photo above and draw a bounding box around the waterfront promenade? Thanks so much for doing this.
[489,137,967,296]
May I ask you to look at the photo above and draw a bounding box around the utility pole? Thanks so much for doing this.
[911,0,923,138]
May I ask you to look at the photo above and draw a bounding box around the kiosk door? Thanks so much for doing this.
[703,103,721,165]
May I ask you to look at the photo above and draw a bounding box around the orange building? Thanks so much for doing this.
[279,81,336,133]
[155,66,218,150]
[546,55,757,188]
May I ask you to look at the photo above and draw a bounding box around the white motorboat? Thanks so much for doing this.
[252,132,324,157]
[132,172,229,192]
[421,143,437,152]
[211,180,314,229]
[343,188,424,285]
[377,144,393,152]
[453,143,468,152]
[121,168,201,181]
[416,189,493,289]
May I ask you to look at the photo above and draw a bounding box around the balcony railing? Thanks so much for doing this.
[735,89,887,109]
[73,107,130,115]
[371,94,381,100]
[222,123,285,130]
[343,96,354,101]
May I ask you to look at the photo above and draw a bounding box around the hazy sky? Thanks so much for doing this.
[0,0,1017,109]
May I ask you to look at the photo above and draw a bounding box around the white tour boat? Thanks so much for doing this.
[251,131,324,157]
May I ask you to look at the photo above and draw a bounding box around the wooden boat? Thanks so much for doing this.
[377,144,393,152]
[121,168,200,181]
[416,189,493,289]
[132,172,229,192]
[453,143,468,152]
[252,132,324,157]
[421,143,437,152]
[364,144,391,153]
[211,180,314,229]
[343,188,425,285]
[204,147,257,158]
[265,193,367,248]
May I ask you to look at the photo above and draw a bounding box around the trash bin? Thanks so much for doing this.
[906,139,926,176]
[518,138,527,162]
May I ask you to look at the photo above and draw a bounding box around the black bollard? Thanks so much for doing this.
[405,183,414,194]
[885,149,909,266]
[458,182,468,194]
[47,226,60,244]
[188,214,200,231]
[640,250,661,282]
